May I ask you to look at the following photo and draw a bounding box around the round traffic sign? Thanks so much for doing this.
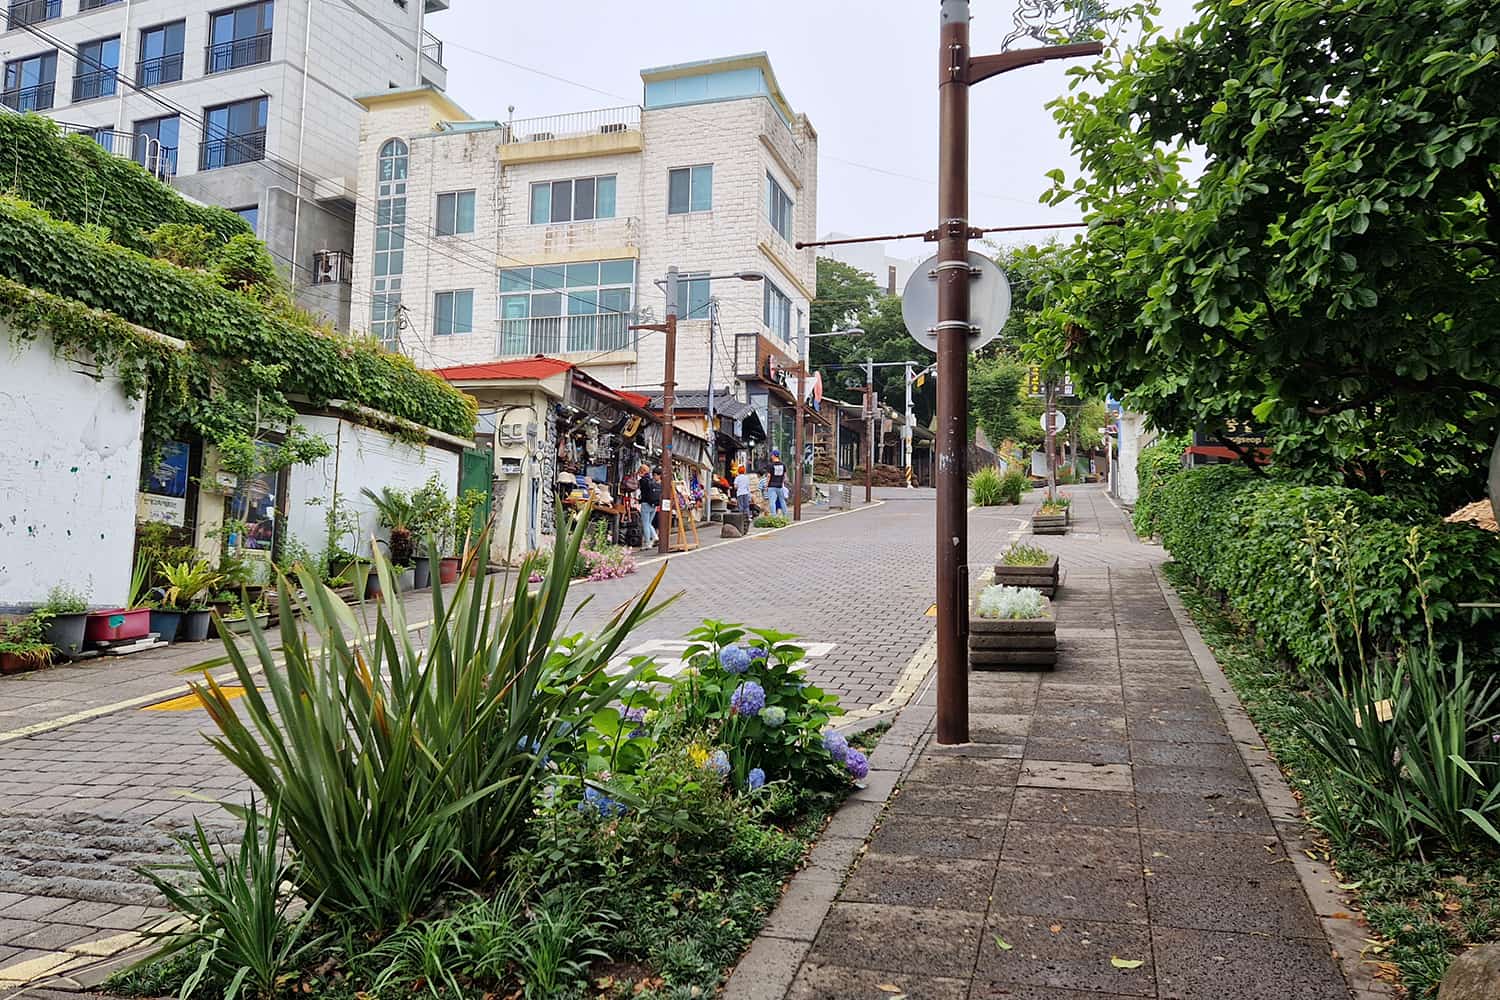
[1040,410,1068,434]
[901,252,1012,354]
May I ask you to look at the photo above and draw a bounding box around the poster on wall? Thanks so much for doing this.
[138,440,190,526]
[226,442,279,552]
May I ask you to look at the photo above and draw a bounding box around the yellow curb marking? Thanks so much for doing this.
[143,685,248,712]
[65,931,143,958]
[0,949,84,987]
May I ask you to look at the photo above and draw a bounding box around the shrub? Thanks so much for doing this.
[999,467,1029,504]
[1155,465,1500,671]
[976,585,1047,620]
[753,513,791,528]
[969,466,1004,506]
[39,585,88,615]
[1133,433,1189,537]
[1000,543,1051,567]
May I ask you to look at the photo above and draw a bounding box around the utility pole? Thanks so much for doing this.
[904,361,915,488]
[794,323,807,521]
[1045,377,1058,499]
[932,0,1101,745]
[658,266,680,555]
[865,357,875,504]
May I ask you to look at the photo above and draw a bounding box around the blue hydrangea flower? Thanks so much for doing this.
[578,786,627,817]
[822,730,849,764]
[730,680,766,716]
[622,706,648,738]
[746,768,766,791]
[749,645,768,661]
[719,645,752,675]
[759,705,787,728]
[516,737,542,755]
[844,748,870,781]
[706,749,731,777]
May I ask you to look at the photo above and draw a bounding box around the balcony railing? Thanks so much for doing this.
[1,82,54,112]
[498,313,633,358]
[71,68,117,102]
[80,0,122,10]
[205,32,271,74]
[138,142,177,179]
[420,29,442,67]
[500,105,641,145]
[136,53,183,86]
[199,129,266,171]
[311,249,352,285]
[6,0,60,27]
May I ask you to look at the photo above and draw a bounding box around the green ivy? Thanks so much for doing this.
[1132,434,1189,538]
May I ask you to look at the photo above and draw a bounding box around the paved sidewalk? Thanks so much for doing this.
[743,486,1354,1000]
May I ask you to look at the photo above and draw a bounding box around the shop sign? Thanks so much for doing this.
[138,440,190,526]
[1193,418,1268,449]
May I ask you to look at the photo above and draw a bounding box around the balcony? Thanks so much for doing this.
[205,32,271,75]
[71,68,117,102]
[1,82,54,112]
[498,313,633,359]
[6,0,59,28]
[199,129,266,171]
[502,216,639,260]
[136,53,183,86]
[420,29,442,67]
[497,106,642,164]
[79,0,122,10]
[311,249,352,285]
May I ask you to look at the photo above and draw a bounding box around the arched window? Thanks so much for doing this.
[371,138,409,349]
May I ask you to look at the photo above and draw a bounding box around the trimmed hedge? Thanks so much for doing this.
[0,114,249,251]
[1132,433,1188,537]
[0,196,476,439]
[1156,465,1500,672]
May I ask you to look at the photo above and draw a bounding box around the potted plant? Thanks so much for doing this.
[409,474,450,589]
[969,584,1057,669]
[162,560,221,642]
[86,554,153,644]
[0,614,52,675]
[217,595,271,637]
[37,585,89,658]
[994,543,1059,596]
[362,487,417,592]
[1033,494,1071,535]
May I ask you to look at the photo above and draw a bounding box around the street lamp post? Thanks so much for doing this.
[633,268,763,556]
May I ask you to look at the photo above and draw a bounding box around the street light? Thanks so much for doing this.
[633,266,764,556]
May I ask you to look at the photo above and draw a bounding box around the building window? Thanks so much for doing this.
[435,190,475,236]
[5,0,60,29]
[206,1,273,74]
[138,21,185,86]
[683,274,711,320]
[668,164,713,214]
[528,175,616,225]
[766,172,793,241]
[498,259,634,356]
[371,138,409,350]
[80,0,123,10]
[764,280,791,342]
[234,205,258,234]
[201,96,268,170]
[134,114,179,177]
[72,37,120,103]
[434,290,474,336]
[2,52,56,113]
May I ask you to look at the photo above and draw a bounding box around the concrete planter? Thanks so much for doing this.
[993,554,1059,597]
[969,596,1057,669]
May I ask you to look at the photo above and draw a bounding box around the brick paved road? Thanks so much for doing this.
[0,488,1033,988]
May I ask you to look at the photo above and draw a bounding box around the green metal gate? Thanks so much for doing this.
[459,446,494,538]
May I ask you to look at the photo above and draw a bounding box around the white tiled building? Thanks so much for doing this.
[350,52,819,400]
[1,0,452,328]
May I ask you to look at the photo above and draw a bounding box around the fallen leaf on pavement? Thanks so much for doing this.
[1111,957,1144,969]
[994,936,1013,951]
[1049,923,1063,934]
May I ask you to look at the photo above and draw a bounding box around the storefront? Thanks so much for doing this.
[554,371,655,545]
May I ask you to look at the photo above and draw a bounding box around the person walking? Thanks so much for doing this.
[637,464,660,548]
[733,464,753,516]
[765,448,789,516]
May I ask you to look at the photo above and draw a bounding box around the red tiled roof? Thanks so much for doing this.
[433,357,572,381]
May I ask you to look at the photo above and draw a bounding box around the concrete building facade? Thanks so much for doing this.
[349,52,818,403]
[0,0,451,328]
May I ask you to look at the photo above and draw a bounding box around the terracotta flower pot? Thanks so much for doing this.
[438,557,460,584]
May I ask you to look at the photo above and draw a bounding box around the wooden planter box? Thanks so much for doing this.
[969,597,1057,670]
[1032,510,1068,535]
[993,554,1059,597]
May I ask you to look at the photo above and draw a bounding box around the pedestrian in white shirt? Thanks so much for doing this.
[733,465,753,515]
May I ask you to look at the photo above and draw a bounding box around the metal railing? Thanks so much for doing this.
[1,82,54,112]
[311,249,352,285]
[204,32,271,74]
[79,0,121,10]
[199,129,265,171]
[498,313,633,357]
[139,141,177,179]
[5,0,60,27]
[420,29,442,67]
[136,53,183,86]
[71,68,117,102]
[500,105,641,144]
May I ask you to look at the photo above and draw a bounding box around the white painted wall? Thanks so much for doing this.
[0,326,146,611]
[284,413,461,559]
[1115,409,1156,506]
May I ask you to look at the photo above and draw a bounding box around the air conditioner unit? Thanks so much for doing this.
[599,122,627,134]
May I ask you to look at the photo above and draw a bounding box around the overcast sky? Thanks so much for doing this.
[427,0,1200,262]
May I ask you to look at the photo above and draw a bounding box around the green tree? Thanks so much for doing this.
[1044,0,1500,505]
[969,354,1026,446]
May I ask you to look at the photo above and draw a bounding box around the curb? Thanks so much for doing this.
[721,651,940,1000]
[1152,564,1393,1000]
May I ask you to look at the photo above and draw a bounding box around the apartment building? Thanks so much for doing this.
[0,0,451,327]
[349,52,819,412]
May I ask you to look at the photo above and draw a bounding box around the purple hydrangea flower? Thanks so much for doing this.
[730,680,767,716]
[822,730,849,764]
[759,705,787,728]
[706,749,731,777]
[622,706,648,738]
[719,645,753,675]
[749,645,769,661]
[844,748,869,781]
[746,767,766,791]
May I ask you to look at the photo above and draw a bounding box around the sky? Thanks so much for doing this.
[426,0,1200,263]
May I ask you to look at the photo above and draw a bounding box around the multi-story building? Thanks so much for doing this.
[349,52,819,427]
[0,0,451,328]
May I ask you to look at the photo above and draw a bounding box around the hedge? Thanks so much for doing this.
[1155,464,1500,672]
[0,196,476,440]
[1131,433,1189,537]
[0,114,249,252]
